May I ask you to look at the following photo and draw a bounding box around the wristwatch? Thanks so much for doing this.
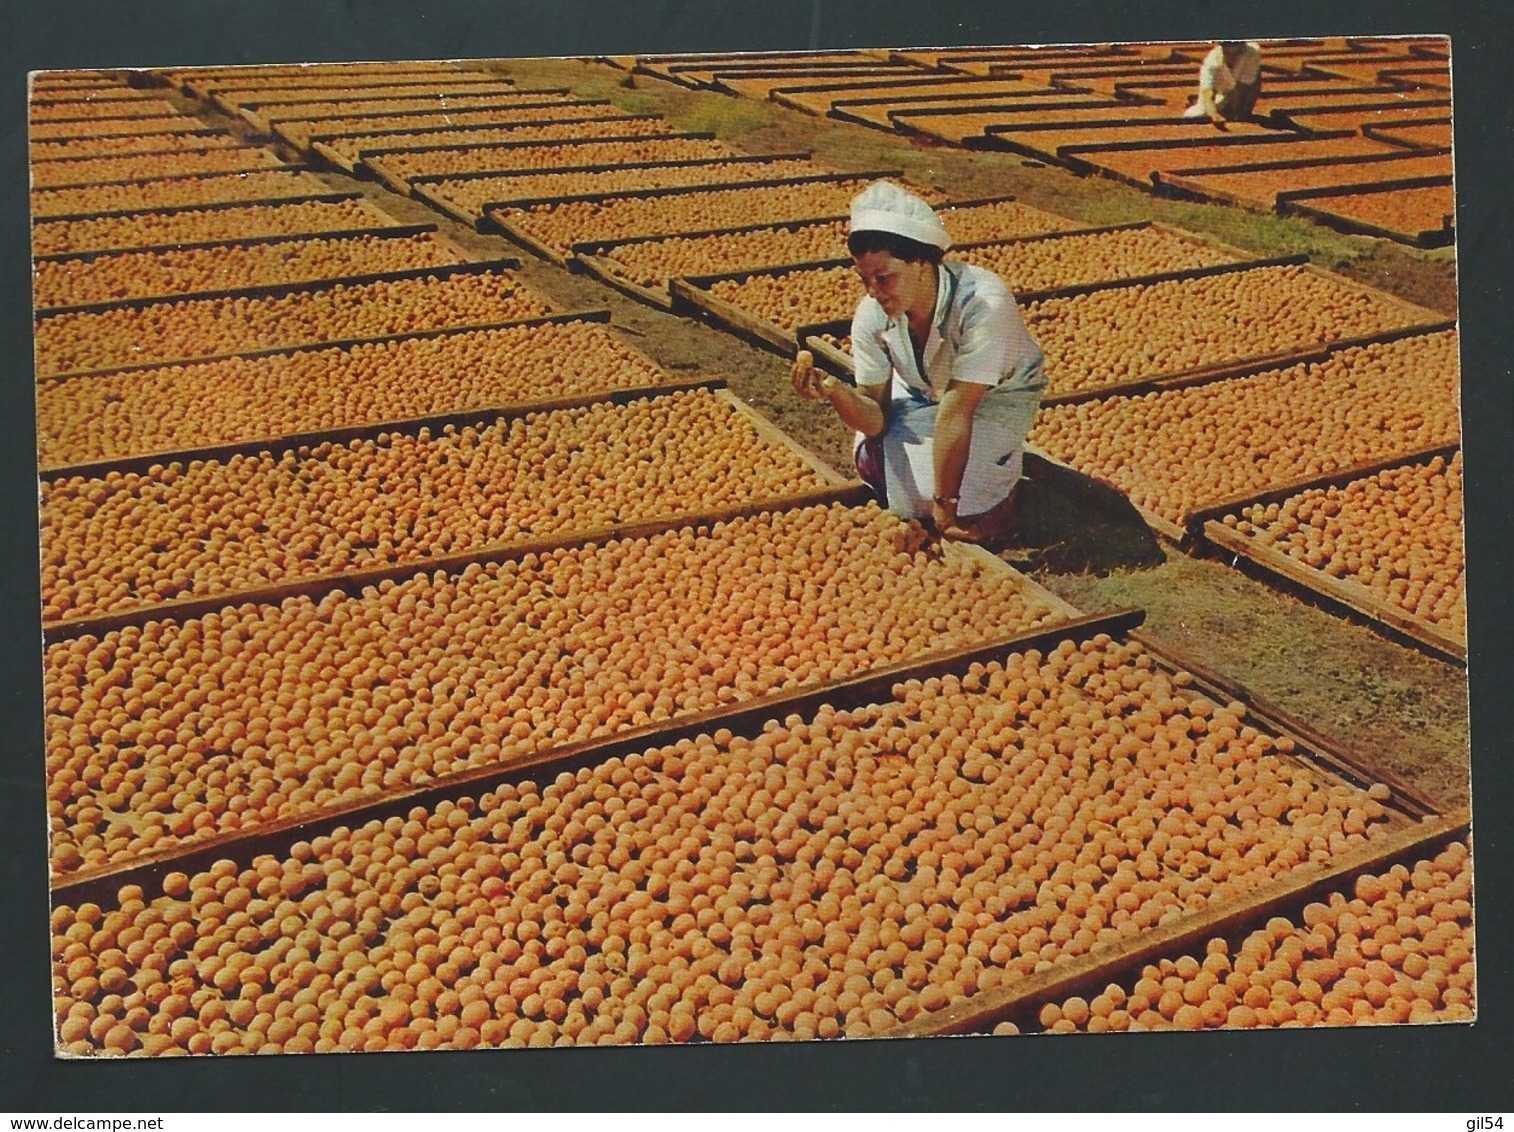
[934,495,959,508]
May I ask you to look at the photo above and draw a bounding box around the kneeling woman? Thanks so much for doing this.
[791,181,1046,543]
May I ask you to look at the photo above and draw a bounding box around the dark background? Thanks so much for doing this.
[3,0,1509,1112]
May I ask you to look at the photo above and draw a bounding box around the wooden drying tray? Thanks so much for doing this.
[857,95,1127,138]
[26,151,285,193]
[29,128,233,157]
[29,189,362,228]
[1361,116,1453,145]
[771,76,1055,116]
[29,115,228,142]
[268,93,579,148]
[31,224,477,318]
[183,70,506,102]
[29,88,178,106]
[1376,68,1452,92]
[883,46,1141,68]
[205,75,509,113]
[35,305,601,393]
[1195,445,1465,664]
[41,384,857,641]
[48,603,1129,908]
[233,88,525,134]
[35,258,530,382]
[480,169,904,265]
[800,259,1448,405]
[361,130,731,195]
[1152,146,1452,201]
[633,54,895,90]
[1026,331,1460,545]
[1061,130,1387,185]
[28,169,333,222]
[794,222,1268,371]
[40,372,723,483]
[708,66,930,97]
[569,193,1027,312]
[1283,184,1455,249]
[980,120,1280,164]
[177,64,491,100]
[28,105,183,128]
[380,151,815,215]
[381,128,722,197]
[30,213,418,264]
[305,108,632,172]
[1265,93,1453,129]
[885,808,1468,1038]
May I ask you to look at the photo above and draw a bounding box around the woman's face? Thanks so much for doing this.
[853,250,936,323]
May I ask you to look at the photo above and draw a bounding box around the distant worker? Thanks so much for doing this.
[1183,40,1263,125]
[790,181,1045,545]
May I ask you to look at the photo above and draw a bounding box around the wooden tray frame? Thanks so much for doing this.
[979,119,1280,164]
[35,258,531,381]
[30,210,415,263]
[29,129,236,161]
[234,86,528,133]
[266,93,581,147]
[1196,445,1465,663]
[32,225,483,317]
[1022,320,1459,543]
[1281,180,1455,248]
[28,149,288,193]
[380,150,813,209]
[566,194,1027,310]
[28,168,333,221]
[41,384,856,640]
[41,373,723,482]
[373,129,727,196]
[887,808,1468,1038]
[48,601,1126,908]
[303,109,644,170]
[239,93,551,136]
[480,170,902,262]
[1059,129,1385,184]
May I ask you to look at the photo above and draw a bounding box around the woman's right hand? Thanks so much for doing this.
[791,350,826,401]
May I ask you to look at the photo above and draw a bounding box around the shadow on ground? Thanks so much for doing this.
[998,458,1166,577]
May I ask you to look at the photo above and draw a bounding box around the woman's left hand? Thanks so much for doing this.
[932,499,979,542]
